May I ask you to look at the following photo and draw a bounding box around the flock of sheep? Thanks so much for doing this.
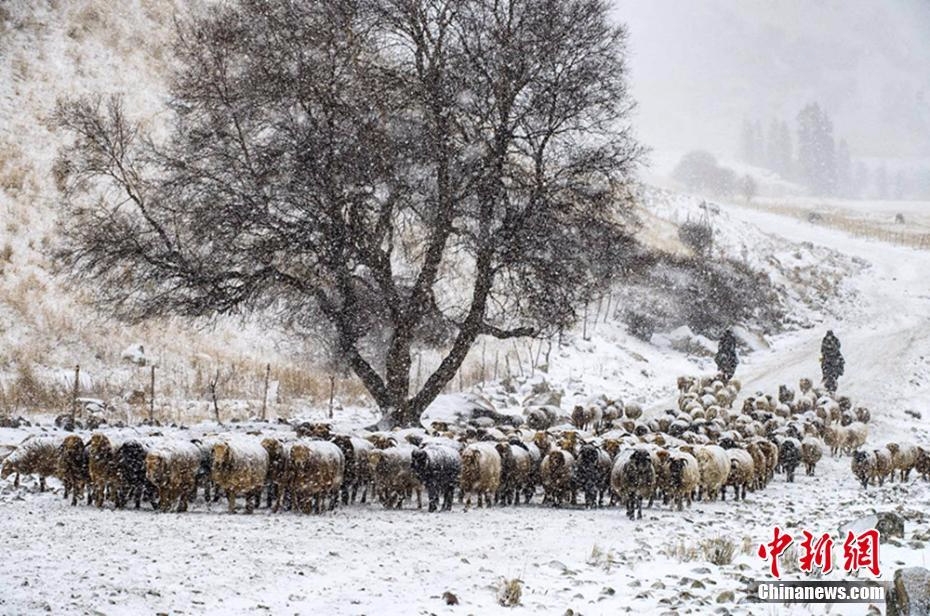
[1,375,928,519]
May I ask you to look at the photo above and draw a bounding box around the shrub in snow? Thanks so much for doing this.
[496,578,522,607]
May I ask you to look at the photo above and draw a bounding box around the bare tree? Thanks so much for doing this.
[54,0,642,427]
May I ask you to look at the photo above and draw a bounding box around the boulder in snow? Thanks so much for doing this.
[840,512,904,542]
[120,343,148,366]
[887,567,930,616]
[420,393,522,429]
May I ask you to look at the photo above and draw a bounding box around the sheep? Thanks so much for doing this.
[745,441,769,489]
[574,444,611,508]
[660,450,699,511]
[115,439,156,509]
[824,424,847,457]
[525,405,562,430]
[885,443,917,482]
[286,440,344,514]
[368,445,421,509]
[724,448,754,501]
[191,436,222,503]
[800,437,823,476]
[610,447,656,520]
[460,442,502,510]
[87,433,123,507]
[494,442,535,506]
[844,422,868,454]
[778,438,801,482]
[411,445,461,512]
[58,435,88,506]
[261,437,289,509]
[330,436,374,505]
[145,441,202,512]
[754,438,779,483]
[211,437,269,513]
[873,448,893,486]
[601,403,622,427]
[1,436,63,492]
[539,449,575,507]
[692,445,730,501]
[624,403,643,420]
[851,450,876,490]
[571,405,603,432]
[916,447,930,481]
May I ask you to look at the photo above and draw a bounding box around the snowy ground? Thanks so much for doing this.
[3,197,930,615]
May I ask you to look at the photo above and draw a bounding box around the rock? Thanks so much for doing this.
[887,567,930,616]
[652,581,666,590]
[716,591,735,604]
[54,414,77,432]
[0,416,27,429]
[691,580,706,589]
[121,343,148,366]
[601,587,615,596]
[840,512,904,541]
[442,591,459,606]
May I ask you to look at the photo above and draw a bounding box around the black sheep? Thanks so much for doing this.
[410,446,461,512]
[116,440,156,509]
[779,438,801,483]
[575,445,610,508]
[618,449,656,520]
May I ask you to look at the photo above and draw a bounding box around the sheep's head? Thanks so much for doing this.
[145,454,166,485]
[89,433,110,453]
[261,438,284,461]
[603,439,621,459]
[367,450,384,475]
[0,460,14,479]
[533,432,551,453]
[886,443,900,456]
[571,406,585,427]
[578,445,598,465]
[630,449,651,466]
[212,443,232,471]
[410,448,428,474]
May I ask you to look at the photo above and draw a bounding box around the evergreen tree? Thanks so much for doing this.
[796,103,837,195]
[874,165,889,199]
[739,119,757,165]
[835,139,851,197]
[752,120,765,166]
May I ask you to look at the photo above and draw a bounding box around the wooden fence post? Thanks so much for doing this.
[260,363,271,421]
[71,365,80,422]
[149,365,155,424]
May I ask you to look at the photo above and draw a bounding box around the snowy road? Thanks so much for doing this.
[718,202,930,426]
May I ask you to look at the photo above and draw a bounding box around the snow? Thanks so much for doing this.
[3,192,930,613]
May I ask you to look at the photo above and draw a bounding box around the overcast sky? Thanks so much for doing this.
[614,0,930,164]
